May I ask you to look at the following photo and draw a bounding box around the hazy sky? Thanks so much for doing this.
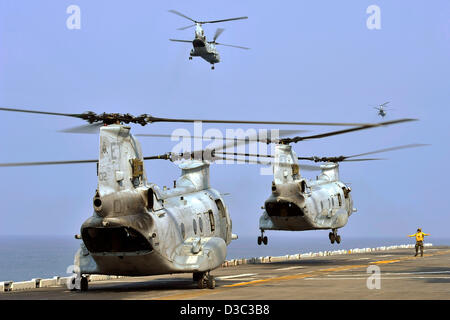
[0,1,449,240]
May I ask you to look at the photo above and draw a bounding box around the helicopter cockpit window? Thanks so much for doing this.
[338,194,342,206]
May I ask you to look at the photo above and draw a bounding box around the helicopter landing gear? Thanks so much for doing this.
[196,271,215,289]
[189,56,192,60]
[257,230,268,245]
[329,229,341,244]
[80,275,88,291]
[211,64,215,70]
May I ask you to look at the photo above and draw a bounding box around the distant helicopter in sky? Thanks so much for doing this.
[168,10,249,69]
[373,101,391,118]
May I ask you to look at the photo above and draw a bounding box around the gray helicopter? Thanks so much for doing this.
[0,107,374,290]
[168,10,249,69]
[215,119,424,245]
[374,101,391,118]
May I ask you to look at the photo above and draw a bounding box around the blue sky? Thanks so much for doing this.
[0,0,449,239]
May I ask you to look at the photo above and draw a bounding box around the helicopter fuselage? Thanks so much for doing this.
[75,125,233,278]
[260,167,354,232]
[190,38,220,64]
[378,109,386,117]
[259,145,355,237]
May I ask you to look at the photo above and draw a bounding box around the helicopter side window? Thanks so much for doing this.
[180,223,186,240]
[300,180,307,193]
[193,219,197,235]
[208,210,215,233]
[199,217,203,233]
[147,188,154,210]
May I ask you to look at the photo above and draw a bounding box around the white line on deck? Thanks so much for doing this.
[216,273,257,280]
[275,266,305,271]
[304,276,450,280]
[325,271,450,277]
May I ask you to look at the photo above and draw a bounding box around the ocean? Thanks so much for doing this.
[1,235,448,282]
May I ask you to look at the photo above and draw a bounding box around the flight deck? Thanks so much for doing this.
[1,245,449,300]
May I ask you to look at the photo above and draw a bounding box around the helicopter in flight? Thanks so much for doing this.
[373,101,391,118]
[168,10,249,69]
[0,107,375,290]
[214,119,424,245]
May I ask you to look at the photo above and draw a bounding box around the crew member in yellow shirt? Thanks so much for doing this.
[408,228,430,257]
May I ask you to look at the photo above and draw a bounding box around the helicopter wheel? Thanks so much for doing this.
[211,65,215,70]
[197,273,207,289]
[189,56,192,60]
[263,236,268,245]
[257,236,262,245]
[207,275,216,289]
[80,276,88,292]
[193,272,202,282]
[329,232,336,244]
[336,235,341,244]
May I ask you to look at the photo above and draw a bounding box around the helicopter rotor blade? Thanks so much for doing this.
[1,108,415,131]
[340,158,385,162]
[278,118,418,144]
[214,42,250,50]
[0,159,99,167]
[200,16,248,24]
[168,10,197,23]
[60,122,104,134]
[135,129,308,143]
[169,39,193,43]
[215,155,322,171]
[177,24,197,31]
[0,153,174,168]
[0,107,84,119]
[213,28,225,42]
[342,143,429,159]
[147,117,379,126]
[298,143,428,163]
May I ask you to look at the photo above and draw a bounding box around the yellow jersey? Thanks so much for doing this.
[408,232,430,242]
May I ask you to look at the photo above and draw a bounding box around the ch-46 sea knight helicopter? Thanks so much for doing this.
[168,10,249,69]
[214,119,425,245]
[373,101,391,118]
[0,107,380,291]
